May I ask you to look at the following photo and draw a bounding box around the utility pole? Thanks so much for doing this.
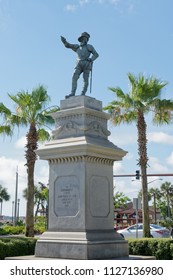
[17,198,20,222]
[12,201,14,224]
[153,193,156,224]
[13,167,18,226]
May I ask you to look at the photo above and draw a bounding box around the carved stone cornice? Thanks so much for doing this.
[49,155,114,165]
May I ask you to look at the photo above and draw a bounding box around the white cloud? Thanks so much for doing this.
[148,132,173,145]
[0,0,10,31]
[15,136,27,149]
[149,156,170,174]
[0,156,27,217]
[109,0,120,5]
[0,155,49,217]
[109,129,137,146]
[0,156,26,187]
[34,162,49,186]
[79,0,89,6]
[128,3,134,13]
[64,0,125,10]
[166,152,173,166]
[97,0,120,4]
[113,161,124,174]
[65,4,78,12]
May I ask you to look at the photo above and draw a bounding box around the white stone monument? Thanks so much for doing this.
[35,95,129,259]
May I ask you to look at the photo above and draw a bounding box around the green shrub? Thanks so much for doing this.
[0,237,37,260]
[170,243,173,259]
[128,238,173,260]
[0,225,24,235]
[0,217,47,236]
[34,216,46,234]
[0,240,6,259]
[155,239,172,259]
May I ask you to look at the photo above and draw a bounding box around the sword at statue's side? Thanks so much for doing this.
[90,62,93,94]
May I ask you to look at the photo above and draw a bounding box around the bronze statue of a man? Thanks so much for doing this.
[61,32,99,99]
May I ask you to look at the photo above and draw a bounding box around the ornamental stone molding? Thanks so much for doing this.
[49,155,114,165]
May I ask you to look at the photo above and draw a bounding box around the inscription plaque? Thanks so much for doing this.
[54,175,79,217]
[90,176,110,217]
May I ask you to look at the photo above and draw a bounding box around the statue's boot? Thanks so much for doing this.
[81,92,86,96]
[65,93,75,99]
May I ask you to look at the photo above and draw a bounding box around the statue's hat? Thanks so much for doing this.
[78,32,90,42]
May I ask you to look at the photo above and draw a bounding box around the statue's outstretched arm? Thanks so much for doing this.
[60,36,79,51]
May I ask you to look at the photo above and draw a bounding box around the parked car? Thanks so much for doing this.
[117,223,170,238]
[170,227,173,239]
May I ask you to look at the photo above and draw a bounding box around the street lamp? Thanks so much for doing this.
[131,178,163,184]
[12,201,14,224]
[148,178,163,185]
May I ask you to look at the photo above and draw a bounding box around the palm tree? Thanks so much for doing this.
[160,182,173,218]
[149,187,161,223]
[104,73,173,237]
[0,85,59,236]
[23,183,48,217]
[0,185,10,215]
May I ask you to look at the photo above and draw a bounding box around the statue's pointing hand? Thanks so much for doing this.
[61,36,66,44]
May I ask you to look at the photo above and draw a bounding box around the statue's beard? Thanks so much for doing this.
[80,40,87,46]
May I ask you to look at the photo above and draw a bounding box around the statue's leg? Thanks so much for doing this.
[71,69,80,95]
[81,70,90,95]
[65,68,81,99]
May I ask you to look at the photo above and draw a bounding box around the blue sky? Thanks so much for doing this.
[0,0,173,216]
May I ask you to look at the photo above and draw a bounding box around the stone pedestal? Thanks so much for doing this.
[35,96,129,259]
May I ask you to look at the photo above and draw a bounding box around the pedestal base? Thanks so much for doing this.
[35,231,129,259]
[35,96,129,260]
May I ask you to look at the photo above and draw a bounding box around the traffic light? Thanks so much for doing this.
[136,170,140,180]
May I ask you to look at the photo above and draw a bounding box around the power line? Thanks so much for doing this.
[113,173,173,177]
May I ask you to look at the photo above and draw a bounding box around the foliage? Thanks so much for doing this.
[114,191,131,208]
[34,216,47,234]
[159,218,173,228]
[16,219,25,226]
[0,184,10,215]
[0,237,37,260]
[0,225,25,235]
[160,182,173,218]
[138,181,173,221]
[23,182,48,217]
[0,217,46,235]
[104,73,173,237]
[0,85,59,237]
[128,238,173,260]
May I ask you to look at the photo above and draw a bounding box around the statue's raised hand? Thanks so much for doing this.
[60,36,66,44]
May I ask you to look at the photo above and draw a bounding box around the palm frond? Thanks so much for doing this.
[9,91,30,107]
[0,125,13,136]
[108,87,126,99]
[31,85,49,109]
[0,103,12,117]
[127,72,168,102]
[153,111,172,125]
[37,113,55,127]
[38,128,51,142]
[152,99,173,125]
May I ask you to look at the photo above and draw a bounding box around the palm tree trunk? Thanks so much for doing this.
[25,123,38,237]
[141,165,150,237]
[35,199,41,217]
[153,194,156,224]
[25,164,35,237]
[137,110,150,237]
